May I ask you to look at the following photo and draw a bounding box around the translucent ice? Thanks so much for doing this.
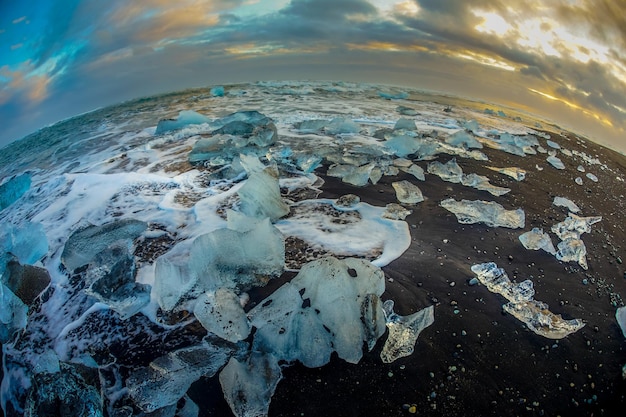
[2,261,51,305]
[154,257,197,311]
[394,118,416,131]
[384,135,422,157]
[427,158,463,183]
[445,131,483,149]
[61,219,147,272]
[503,299,585,339]
[0,173,31,211]
[378,91,409,100]
[586,173,598,182]
[238,167,290,221]
[249,257,386,366]
[325,117,360,135]
[392,180,424,204]
[461,173,510,196]
[555,238,588,270]
[343,163,376,187]
[519,228,556,255]
[189,217,285,291]
[380,300,434,363]
[546,155,565,170]
[616,306,626,338]
[470,263,535,303]
[382,203,412,220]
[155,110,210,134]
[546,140,561,149]
[486,166,526,181]
[210,86,225,97]
[551,213,602,240]
[0,282,28,343]
[553,197,580,213]
[128,341,236,413]
[220,352,282,417]
[194,288,251,343]
[1,222,48,272]
[400,164,425,181]
[440,199,525,229]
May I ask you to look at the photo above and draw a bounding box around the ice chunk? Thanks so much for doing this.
[154,257,196,311]
[343,162,376,187]
[3,260,51,305]
[194,288,251,343]
[616,306,626,338]
[210,86,225,96]
[575,177,583,185]
[238,167,290,221]
[0,173,31,211]
[400,164,425,181]
[396,105,418,116]
[503,299,585,339]
[297,119,328,132]
[471,262,584,338]
[188,135,230,164]
[551,213,602,240]
[382,203,412,220]
[1,222,48,272]
[461,173,510,196]
[325,117,360,135]
[555,238,588,269]
[577,165,585,172]
[334,194,361,209]
[220,352,282,417]
[216,110,272,127]
[546,140,561,149]
[84,241,151,319]
[553,197,580,213]
[427,158,463,183]
[0,282,28,342]
[586,172,598,182]
[61,219,147,272]
[446,131,483,149]
[546,155,565,170]
[178,396,200,417]
[249,257,386,366]
[384,135,421,157]
[440,199,525,229]
[519,228,556,255]
[392,180,424,204]
[189,217,284,291]
[486,166,526,181]
[378,91,409,100]
[393,158,413,168]
[295,154,322,173]
[128,341,236,413]
[380,300,434,363]
[155,110,210,134]
[394,118,416,131]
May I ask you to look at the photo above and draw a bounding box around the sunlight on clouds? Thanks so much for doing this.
[345,41,429,53]
[473,11,512,37]
[224,43,327,57]
[453,50,516,72]
[529,88,614,127]
[372,0,419,17]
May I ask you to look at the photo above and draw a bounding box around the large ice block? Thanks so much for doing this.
[445,130,483,149]
[194,288,251,343]
[153,256,197,311]
[61,219,147,272]
[553,196,581,213]
[392,180,424,204]
[380,300,434,363]
[519,228,556,255]
[0,282,28,343]
[384,135,422,157]
[0,173,31,211]
[189,217,285,291]
[616,306,626,339]
[555,238,588,270]
[440,199,525,229]
[238,168,290,221]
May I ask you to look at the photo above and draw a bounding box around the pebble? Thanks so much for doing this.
[408,405,417,414]
[582,278,588,285]
[449,281,455,287]
[468,277,479,286]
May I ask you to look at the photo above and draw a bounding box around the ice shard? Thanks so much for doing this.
[519,228,556,255]
[0,173,31,211]
[461,173,510,196]
[445,130,483,149]
[427,158,463,183]
[382,203,412,220]
[154,256,197,311]
[1,222,48,275]
[194,288,251,343]
[219,352,282,417]
[128,341,236,413]
[471,262,584,338]
[440,199,525,229]
[392,180,424,204]
[238,167,290,221]
[486,166,526,181]
[551,213,602,240]
[616,306,626,339]
[547,155,565,170]
[400,164,425,181]
[394,118,416,131]
[0,282,28,343]
[553,196,581,213]
[384,135,422,157]
[380,300,434,363]
[555,238,588,270]
[155,110,211,134]
[61,219,147,272]
[325,118,360,135]
[189,217,285,291]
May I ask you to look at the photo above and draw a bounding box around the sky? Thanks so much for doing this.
[1,0,625,151]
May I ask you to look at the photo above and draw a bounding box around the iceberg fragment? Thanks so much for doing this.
[546,155,565,170]
[486,166,526,181]
[3,260,51,305]
[519,228,556,254]
[427,158,463,183]
[210,86,225,96]
[380,300,434,363]
[555,238,588,270]
[440,199,525,229]
[194,288,251,343]
[325,117,360,135]
[616,306,626,338]
[0,173,31,211]
[394,118,416,131]
[396,105,418,116]
[238,167,290,221]
[384,135,422,157]
[586,172,598,182]
[551,213,602,240]
[334,194,360,209]
[1,222,48,273]
[445,131,483,149]
[128,341,236,413]
[378,91,409,100]
[392,180,424,204]
[400,164,425,181]
[61,219,147,272]
[382,203,412,220]
[0,282,28,343]
[471,262,584,338]
[155,110,210,134]
[189,217,285,291]
[461,173,510,196]
[220,352,282,417]
[553,196,581,213]
[154,257,197,311]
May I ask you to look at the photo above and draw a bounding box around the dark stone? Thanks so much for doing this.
[5,260,51,305]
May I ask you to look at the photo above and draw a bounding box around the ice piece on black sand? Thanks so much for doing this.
[486,166,526,181]
[0,173,31,211]
[155,110,211,134]
[61,219,147,272]
[546,139,560,149]
[519,228,556,255]
[427,158,463,183]
[392,180,424,204]
[384,135,422,157]
[445,130,483,149]
[128,341,236,413]
[440,199,525,229]
[334,194,361,209]
[380,300,434,363]
[238,167,290,221]
[220,352,282,417]
[194,288,251,343]
[503,299,585,339]
[378,90,409,100]
[461,173,510,196]
[0,282,28,343]
[551,213,601,240]
[343,162,376,187]
[616,306,626,339]
[154,256,197,311]
[400,164,425,181]
[325,117,360,135]
[553,196,580,213]
[555,238,589,270]
[189,217,284,291]
[586,172,598,182]
[547,155,565,170]
[394,118,416,131]
[210,85,225,96]
[382,203,412,220]
[470,262,535,303]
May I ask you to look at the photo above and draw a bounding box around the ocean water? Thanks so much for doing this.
[0,81,623,417]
